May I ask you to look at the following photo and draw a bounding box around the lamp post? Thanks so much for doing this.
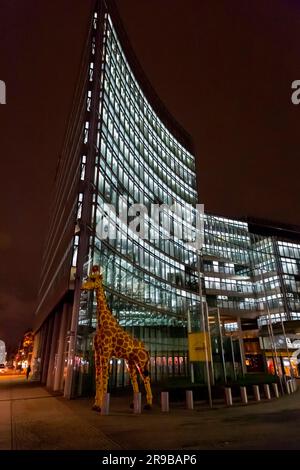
[197,247,213,408]
[216,306,227,384]
[187,307,194,384]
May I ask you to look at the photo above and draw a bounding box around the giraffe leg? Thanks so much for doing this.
[138,360,153,409]
[99,355,110,410]
[92,350,102,412]
[127,361,139,408]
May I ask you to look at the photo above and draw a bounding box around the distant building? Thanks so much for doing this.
[203,215,300,379]
[16,331,34,370]
[32,1,300,398]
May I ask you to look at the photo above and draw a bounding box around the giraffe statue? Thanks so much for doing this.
[81,265,153,411]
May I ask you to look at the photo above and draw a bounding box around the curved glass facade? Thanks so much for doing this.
[33,4,300,395]
[74,13,201,391]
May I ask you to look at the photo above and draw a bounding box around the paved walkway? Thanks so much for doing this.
[0,375,121,450]
[1,375,300,450]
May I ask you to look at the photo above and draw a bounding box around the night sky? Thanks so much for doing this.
[1,0,300,350]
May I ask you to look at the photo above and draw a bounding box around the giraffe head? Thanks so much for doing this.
[81,265,103,291]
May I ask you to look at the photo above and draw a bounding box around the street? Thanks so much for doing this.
[1,375,300,450]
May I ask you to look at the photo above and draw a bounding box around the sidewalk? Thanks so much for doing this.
[0,375,121,450]
[1,375,300,450]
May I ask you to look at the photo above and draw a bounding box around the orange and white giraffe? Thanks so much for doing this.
[81,265,153,411]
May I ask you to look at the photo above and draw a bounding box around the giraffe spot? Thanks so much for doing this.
[138,351,147,360]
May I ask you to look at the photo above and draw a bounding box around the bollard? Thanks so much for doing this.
[253,385,260,402]
[272,383,279,398]
[101,393,110,415]
[133,392,141,414]
[264,384,271,400]
[286,380,291,395]
[289,380,294,393]
[161,392,169,412]
[186,390,194,410]
[225,387,233,406]
[240,386,248,405]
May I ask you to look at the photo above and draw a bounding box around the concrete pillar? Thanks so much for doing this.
[63,303,76,398]
[240,386,248,404]
[101,393,110,415]
[161,392,169,412]
[225,387,233,406]
[264,384,271,400]
[41,316,54,384]
[53,304,69,391]
[37,324,47,380]
[31,331,41,381]
[253,385,260,401]
[186,390,194,410]
[272,383,279,398]
[46,311,60,389]
[133,392,141,414]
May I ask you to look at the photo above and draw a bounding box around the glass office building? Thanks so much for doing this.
[202,215,300,378]
[32,1,300,396]
[73,9,203,394]
[33,1,204,396]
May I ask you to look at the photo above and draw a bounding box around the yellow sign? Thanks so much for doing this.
[188,332,211,362]
[265,351,292,358]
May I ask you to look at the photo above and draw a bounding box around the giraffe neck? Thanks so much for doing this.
[95,283,112,328]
